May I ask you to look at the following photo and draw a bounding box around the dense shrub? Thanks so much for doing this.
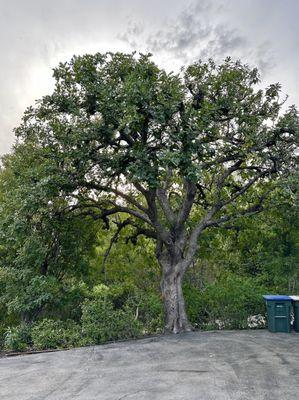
[4,323,32,351]
[91,283,163,334]
[137,292,163,334]
[0,327,5,350]
[31,319,81,350]
[51,281,89,322]
[1,284,162,352]
[2,273,62,321]
[93,282,140,309]
[81,297,143,345]
[0,273,271,353]
[185,272,266,330]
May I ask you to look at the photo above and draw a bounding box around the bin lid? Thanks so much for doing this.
[263,295,292,301]
[289,295,299,301]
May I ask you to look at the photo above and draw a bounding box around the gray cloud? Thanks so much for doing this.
[0,0,298,156]
[117,20,144,49]
[119,0,275,73]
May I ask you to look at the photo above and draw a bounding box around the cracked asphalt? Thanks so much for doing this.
[0,330,298,400]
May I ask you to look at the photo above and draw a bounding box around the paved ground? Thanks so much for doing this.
[0,330,298,400]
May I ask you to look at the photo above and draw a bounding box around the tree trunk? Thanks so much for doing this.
[161,266,192,333]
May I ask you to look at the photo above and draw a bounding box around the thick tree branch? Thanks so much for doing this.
[144,189,173,246]
[176,179,197,226]
[64,201,152,225]
[182,207,218,270]
[102,200,152,224]
[125,226,157,244]
[133,182,147,195]
[156,188,176,224]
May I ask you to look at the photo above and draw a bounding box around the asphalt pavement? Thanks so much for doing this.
[0,330,298,400]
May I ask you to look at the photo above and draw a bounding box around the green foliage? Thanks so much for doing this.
[4,324,32,351]
[0,326,5,350]
[2,272,61,319]
[92,228,160,292]
[81,297,142,344]
[55,281,89,321]
[91,282,163,334]
[197,184,299,295]
[31,319,81,350]
[0,154,99,324]
[185,272,267,330]
[137,292,163,334]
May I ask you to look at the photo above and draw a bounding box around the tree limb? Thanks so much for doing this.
[79,181,148,213]
[156,188,176,224]
[101,218,132,274]
[176,179,197,226]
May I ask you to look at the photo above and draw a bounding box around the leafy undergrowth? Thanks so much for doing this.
[0,275,272,354]
[1,284,163,353]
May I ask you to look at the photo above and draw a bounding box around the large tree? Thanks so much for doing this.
[13,53,298,332]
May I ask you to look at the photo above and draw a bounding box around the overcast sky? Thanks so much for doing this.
[0,0,298,155]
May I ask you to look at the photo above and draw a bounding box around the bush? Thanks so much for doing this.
[31,319,81,350]
[91,283,163,335]
[4,324,32,351]
[185,272,266,330]
[55,281,89,322]
[138,293,163,334]
[3,273,62,321]
[0,326,5,350]
[92,282,138,308]
[81,297,143,345]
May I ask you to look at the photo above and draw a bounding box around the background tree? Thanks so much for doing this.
[0,148,97,323]
[11,53,299,333]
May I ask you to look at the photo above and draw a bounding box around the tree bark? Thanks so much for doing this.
[161,264,192,333]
